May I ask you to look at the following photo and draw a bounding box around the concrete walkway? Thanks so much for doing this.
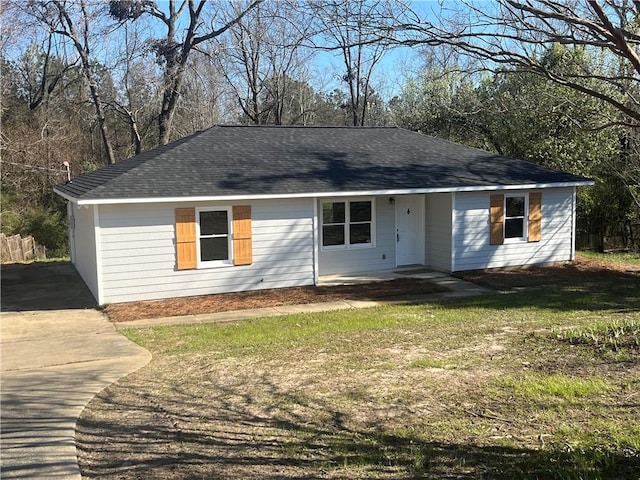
[1,308,151,479]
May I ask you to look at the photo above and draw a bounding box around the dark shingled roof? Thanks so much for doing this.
[54,126,591,202]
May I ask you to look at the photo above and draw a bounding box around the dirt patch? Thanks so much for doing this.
[105,278,447,322]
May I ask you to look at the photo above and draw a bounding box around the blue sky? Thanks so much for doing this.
[313,45,421,100]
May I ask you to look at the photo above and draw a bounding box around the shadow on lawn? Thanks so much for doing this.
[454,265,640,314]
[75,262,639,479]
[76,376,639,480]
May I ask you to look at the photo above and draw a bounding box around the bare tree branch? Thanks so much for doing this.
[46,0,117,164]
[379,0,640,124]
[109,0,264,144]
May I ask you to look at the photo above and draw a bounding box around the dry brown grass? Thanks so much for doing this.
[77,254,640,479]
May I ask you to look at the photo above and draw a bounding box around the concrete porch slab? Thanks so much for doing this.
[318,267,449,286]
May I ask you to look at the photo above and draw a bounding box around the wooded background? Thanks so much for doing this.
[1,0,638,257]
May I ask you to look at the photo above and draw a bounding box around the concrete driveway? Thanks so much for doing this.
[1,262,151,479]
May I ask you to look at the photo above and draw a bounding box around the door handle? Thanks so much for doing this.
[397,233,399,242]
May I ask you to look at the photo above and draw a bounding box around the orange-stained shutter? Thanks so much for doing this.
[490,194,504,245]
[175,208,197,270]
[232,206,252,266]
[528,192,542,242]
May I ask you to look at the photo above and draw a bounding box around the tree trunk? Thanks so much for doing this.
[158,93,177,145]
[52,0,116,165]
[87,74,116,164]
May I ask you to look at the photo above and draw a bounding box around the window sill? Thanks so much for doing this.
[321,243,375,252]
[196,260,235,269]
[503,237,528,244]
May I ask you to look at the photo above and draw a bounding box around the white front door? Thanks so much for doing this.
[396,195,424,266]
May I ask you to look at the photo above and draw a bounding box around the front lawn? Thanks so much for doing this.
[77,259,639,479]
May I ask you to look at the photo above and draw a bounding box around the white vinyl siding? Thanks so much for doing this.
[69,204,99,301]
[97,199,315,303]
[318,196,395,275]
[79,187,580,303]
[425,193,453,272]
[453,188,574,271]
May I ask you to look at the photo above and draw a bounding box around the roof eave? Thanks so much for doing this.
[53,186,80,204]
[61,180,595,206]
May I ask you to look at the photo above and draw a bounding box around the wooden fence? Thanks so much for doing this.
[0,233,47,263]
[576,223,640,253]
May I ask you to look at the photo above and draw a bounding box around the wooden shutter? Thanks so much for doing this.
[175,208,197,270]
[528,192,542,242]
[489,194,504,245]
[232,206,252,266]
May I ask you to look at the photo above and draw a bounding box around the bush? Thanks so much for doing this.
[0,189,25,235]
[21,206,68,257]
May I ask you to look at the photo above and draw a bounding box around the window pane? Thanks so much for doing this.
[323,202,345,224]
[506,197,525,217]
[505,218,524,238]
[322,225,345,246]
[200,211,228,235]
[200,237,228,261]
[350,201,371,222]
[350,223,371,244]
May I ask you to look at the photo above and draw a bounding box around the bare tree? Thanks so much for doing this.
[214,0,314,125]
[26,0,117,164]
[15,35,73,112]
[109,0,263,145]
[215,0,267,124]
[308,0,400,126]
[383,0,640,126]
[172,50,226,135]
[110,20,160,155]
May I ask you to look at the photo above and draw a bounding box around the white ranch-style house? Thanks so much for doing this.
[54,126,593,305]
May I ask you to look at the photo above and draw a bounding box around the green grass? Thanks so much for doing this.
[578,250,640,265]
[3,256,71,264]
[121,306,446,356]
[408,357,454,369]
[102,260,640,479]
[500,373,614,403]
[553,318,640,358]
[120,282,639,359]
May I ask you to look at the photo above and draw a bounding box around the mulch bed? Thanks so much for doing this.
[104,255,640,323]
[105,278,447,322]
[456,256,640,290]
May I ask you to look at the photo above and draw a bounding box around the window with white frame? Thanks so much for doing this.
[197,208,232,263]
[504,195,527,240]
[321,199,373,248]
